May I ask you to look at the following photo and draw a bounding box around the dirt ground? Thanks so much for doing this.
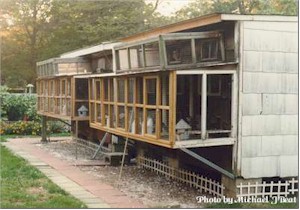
[36,138,205,208]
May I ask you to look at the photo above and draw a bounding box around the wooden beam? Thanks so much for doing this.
[169,71,176,146]
[121,14,222,43]
[180,148,235,179]
[158,35,167,70]
[189,76,194,117]
[41,116,47,142]
[71,77,76,118]
[201,74,207,140]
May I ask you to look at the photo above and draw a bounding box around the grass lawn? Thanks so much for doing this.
[0,136,86,208]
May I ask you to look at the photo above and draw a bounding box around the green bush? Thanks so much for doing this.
[0,121,41,135]
[0,121,69,136]
[1,94,40,121]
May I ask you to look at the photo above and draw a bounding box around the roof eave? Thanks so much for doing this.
[121,13,222,43]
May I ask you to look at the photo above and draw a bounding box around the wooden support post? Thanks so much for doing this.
[75,120,78,160]
[189,76,194,117]
[201,74,207,140]
[118,137,129,185]
[41,116,47,143]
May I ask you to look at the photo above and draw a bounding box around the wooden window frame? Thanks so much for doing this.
[175,70,237,140]
[89,73,174,147]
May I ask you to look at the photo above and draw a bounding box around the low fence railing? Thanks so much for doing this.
[237,178,298,198]
[137,155,224,197]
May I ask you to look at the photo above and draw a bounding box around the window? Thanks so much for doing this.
[117,79,125,103]
[144,42,160,67]
[145,78,157,105]
[128,78,135,104]
[117,49,129,70]
[89,73,172,142]
[176,73,234,141]
[196,38,220,62]
[166,39,192,65]
[129,46,143,69]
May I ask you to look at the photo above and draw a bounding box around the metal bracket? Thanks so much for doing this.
[180,147,235,179]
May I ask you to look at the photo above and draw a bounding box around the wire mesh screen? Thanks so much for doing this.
[160,109,169,140]
[166,39,192,65]
[117,106,125,129]
[117,79,125,103]
[128,78,135,104]
[146,109,156,135]
[146,78,157,105]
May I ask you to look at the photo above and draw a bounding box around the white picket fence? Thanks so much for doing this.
[237,178,298,198]
[137,156,224,197]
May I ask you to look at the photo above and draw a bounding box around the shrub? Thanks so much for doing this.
[0,121,41,135]
[0,121,69,136]
[1,94,40,121]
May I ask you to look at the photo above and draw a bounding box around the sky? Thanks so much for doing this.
[145,0,196,16]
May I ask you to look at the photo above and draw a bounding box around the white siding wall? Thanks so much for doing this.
[240,20,298,179]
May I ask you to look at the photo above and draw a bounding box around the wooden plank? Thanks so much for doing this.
[71,77,76,118]
[189,76,194,117]
[101,78,105,125]
[231,72,238,139]
[156,75,161,139]
[158,35,167,69]
[191,38,196,64]
[201,73,207,140]
[124,78,129,132]
[169,71,176,146]
[143,77,147,135]
[219,34,226,62]
[161,31,222,40]
[121,14,222,42]
[176,69,236,75]
[174,138,235,148]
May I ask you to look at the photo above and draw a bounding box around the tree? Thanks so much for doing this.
[1,0,171,88]
[175,0,298,20]
[1,0,53,86]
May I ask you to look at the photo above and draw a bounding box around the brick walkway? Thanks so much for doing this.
[2,137,145,208]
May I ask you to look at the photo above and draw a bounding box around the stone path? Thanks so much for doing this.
[2,137,145,208]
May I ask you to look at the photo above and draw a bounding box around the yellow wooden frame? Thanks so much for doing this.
[89,72,175,148]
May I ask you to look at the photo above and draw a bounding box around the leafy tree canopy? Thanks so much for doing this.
[175,0,298,20]
[0,0,171,88]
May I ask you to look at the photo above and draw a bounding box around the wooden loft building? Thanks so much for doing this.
[87,13,298,187]
[37,13,298,196]
[36,42,118,140]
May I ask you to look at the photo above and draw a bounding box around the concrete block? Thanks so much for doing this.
[244,27,297,53]
[243,72,280,93]
[279,155,298,177]
[241,156,279,178]
[242,115,298,136]
[261,136,283,156]
[281,32,298,53]
[241,136,262,158]
[242,94,262,115]
[281,135,298,155]
[243,72,298,94]
[242,115,281,136]
[280,115,298,135]
[243,51,262,72]
[282,74,298,94]
[261,52,285,73]
[262,94,298,115]
[284,53,298,73]
[243,21,298,32]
